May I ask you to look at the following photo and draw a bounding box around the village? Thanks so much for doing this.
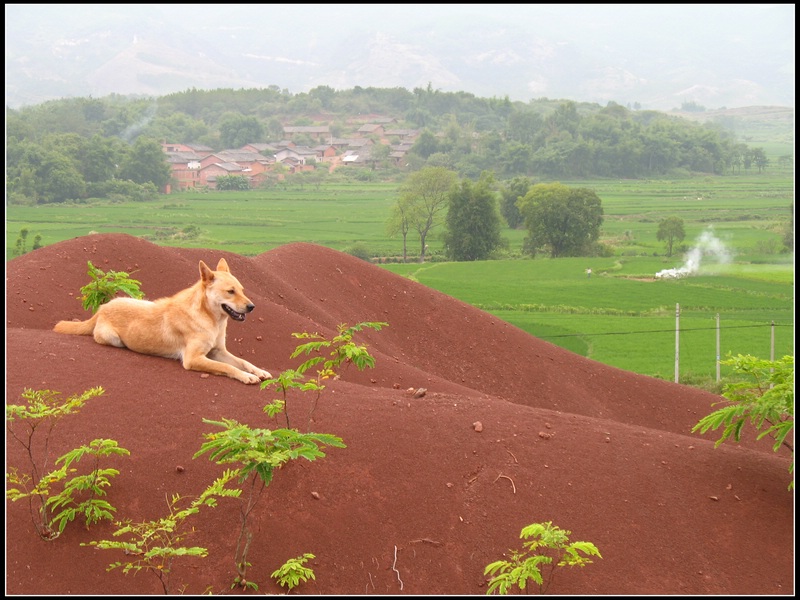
[161,118,420,192]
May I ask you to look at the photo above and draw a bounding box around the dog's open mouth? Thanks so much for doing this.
[222,304,246,322]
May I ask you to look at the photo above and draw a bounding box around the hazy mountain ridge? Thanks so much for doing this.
[5,5,794,110]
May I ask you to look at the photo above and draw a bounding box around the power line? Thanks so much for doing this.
[538,322,791,340]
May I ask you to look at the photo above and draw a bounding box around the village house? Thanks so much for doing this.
[282,125,331,143]
[165,151,202,191]
[199,162,245,189]
[356,123,385,138]
[240,142,278,154]
[160,116,416,191]
[384,128,419,142]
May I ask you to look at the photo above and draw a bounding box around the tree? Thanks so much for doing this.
[386,196,413,262]
[368,143,391,170]
[118,137,171,189]
[751,147,769,173]
[395,166,458,262]
[443,172,503,261]
[656,216,686,257]
[517,183,604,258]
[39,154,86,203]
[218,113,265,149]
[79,135,121,183]
[410,130,440,159]
[500,176,533,229]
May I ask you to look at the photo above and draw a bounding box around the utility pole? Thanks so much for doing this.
[674,303,680,383]
[716,313,720,383]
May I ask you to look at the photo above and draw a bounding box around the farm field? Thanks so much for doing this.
[6,174,794,386]
[6,175,793,260]
[382,256,794,385]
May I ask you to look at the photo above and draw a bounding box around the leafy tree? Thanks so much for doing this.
[12,228,42,256]
[39,154,87,203]
[500,176,533,229]
[395,166,458,262]
[149,111,210,145]
[506,110,543,145]
[368,143,391,169]
[218,112,265,149]
[780,202,794,252]
[410,130,441,159]
[386,196,413,262]
[499,141,533,177]
[751,147,769,173]
[79,135,121,183]
[656,216,686,257]
[443,172,503,261]
[118,137,171,188]
[693,354,794,490]
[517,183,604,258]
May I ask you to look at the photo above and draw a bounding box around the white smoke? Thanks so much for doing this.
[655,227,732,279]
[120,102,158,143]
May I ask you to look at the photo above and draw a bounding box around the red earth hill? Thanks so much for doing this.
[5,233,794,595]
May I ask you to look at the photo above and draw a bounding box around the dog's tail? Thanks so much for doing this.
[53,312,99,336]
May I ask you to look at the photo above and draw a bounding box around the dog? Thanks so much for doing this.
[53,258,272,384]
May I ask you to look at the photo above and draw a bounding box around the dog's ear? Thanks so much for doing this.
[199,260,215,283]
[216,258,230,272]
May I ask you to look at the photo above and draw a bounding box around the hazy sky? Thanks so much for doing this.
[5,3,795,109]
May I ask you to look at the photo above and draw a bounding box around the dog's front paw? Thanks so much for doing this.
[239,372,263,385]
[254,367,272,380]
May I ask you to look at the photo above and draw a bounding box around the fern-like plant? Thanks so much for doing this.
[693,353,794,489]
[271,553,316,591]
[83,470,242,595]
[262,321,388,428]
[194,420,345,590]
[6,387,128,540]
[484,521,602,595]
[79,260,144,313]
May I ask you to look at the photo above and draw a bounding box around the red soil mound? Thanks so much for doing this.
[5,234,793,595]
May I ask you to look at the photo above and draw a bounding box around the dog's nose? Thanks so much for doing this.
[246,304,255,313]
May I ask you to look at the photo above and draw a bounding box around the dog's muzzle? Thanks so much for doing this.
[223,303,254,322]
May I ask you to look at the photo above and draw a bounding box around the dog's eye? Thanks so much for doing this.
[227,289,235,295]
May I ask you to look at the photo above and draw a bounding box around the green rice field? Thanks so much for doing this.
[6,175,793,387]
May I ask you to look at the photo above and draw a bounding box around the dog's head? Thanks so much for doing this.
[199,258,255,322]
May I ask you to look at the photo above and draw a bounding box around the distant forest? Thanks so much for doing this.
[6,85,774,204]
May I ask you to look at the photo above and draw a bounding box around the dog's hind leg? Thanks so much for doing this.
[92,322,126,348]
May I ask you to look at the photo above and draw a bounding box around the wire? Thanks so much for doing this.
[538,322,790,340]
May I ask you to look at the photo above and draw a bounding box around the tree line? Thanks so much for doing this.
[5,86,774,205]
[389,167,606,262]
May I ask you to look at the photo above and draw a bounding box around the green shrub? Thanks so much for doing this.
[693,353,794,489]
[484,521,602,595]
[79,261,144,313]
[6,387,128,540]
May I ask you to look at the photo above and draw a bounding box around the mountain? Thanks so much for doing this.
[5,5,795,110]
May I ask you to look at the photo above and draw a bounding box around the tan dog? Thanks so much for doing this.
[53,258,272,384]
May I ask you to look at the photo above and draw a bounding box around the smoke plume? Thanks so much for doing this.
[655,227,732,279]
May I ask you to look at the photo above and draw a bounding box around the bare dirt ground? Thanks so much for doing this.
[5,234,794,595]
